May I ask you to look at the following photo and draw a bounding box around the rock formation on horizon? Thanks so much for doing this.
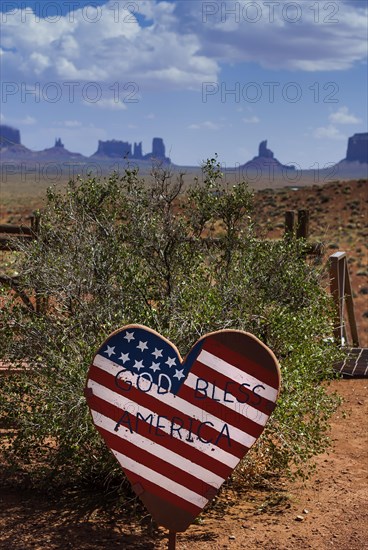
[241,140,295,171]
[152,137,166,159]
[93,139,132,158]
[55,138,64,148]
[37,137,85,159]
[0,124,21,148]
[1,124,366,176]
[0,126,85,161]
[92,137,170,163]
[345,133,368,164]
[133,142,143,159]
[0,124,32,157]
[258,140,274,159]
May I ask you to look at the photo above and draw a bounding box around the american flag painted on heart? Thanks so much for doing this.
[85,325,281,532]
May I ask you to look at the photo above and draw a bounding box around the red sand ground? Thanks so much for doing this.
[0,379,367,549]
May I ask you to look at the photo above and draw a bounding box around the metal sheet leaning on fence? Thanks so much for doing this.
[85,325,281,534]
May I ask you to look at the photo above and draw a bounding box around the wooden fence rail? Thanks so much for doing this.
[0,211,359,336]
[1,210,366,377]
[0,214,41,310]
[0,224,33,235]
[0,215,40,251]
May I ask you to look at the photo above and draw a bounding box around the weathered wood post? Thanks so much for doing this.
[329,251,346,345]
[30,212,44,313]
[344,259,360,347]
[30,213,41,235]
[168,531,177,549]
[296,209,309,239]
[285,210,295,237]
[329,251,360,347]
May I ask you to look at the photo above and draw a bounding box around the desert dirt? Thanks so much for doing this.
[0,379,367,549]
[0,176,367,549]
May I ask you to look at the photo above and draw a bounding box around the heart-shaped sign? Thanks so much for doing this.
[85,325,281,532]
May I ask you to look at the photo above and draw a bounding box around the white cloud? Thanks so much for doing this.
[1,0,366,100]
[313,125,346,140]
[85,98,127,111]
[1,1,218,90]
[181,0,368,72]
[29,52,51,74]
[21,115,37,125]
[64,120,82,127]
[1,2,364,163]
[188,121,221,130]
[242,116,260,124]
[3,114,37,126]
[329,106,362,125]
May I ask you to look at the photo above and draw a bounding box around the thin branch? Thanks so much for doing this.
[0,275,35,311]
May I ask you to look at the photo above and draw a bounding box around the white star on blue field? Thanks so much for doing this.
[99,327,188,393]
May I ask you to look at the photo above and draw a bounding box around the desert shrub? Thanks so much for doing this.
[0,158,341,488]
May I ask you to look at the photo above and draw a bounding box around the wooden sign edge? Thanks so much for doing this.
[84,324,282,531]
[184,328,282,398]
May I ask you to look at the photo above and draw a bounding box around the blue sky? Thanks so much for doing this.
[1,0,367,168]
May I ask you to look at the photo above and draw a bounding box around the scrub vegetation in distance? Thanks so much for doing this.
[0,157,342,496]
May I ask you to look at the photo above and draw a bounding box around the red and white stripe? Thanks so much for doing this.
[87,339,279,516]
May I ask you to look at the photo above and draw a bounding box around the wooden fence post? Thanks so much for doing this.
[31,213,44,313]
[296,209,309,239]
[343,259,360,347]
[30,213,41,235]
[329,251,359,347]
[285,210,295,237]
[168,531,177,549]
[329,252,346,345]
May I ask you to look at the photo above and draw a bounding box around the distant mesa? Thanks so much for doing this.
[55,138,64,148]
[93,137,170,163]
[151,137,166,160]
[92,136,170,163]
[345,133,368,164]
[35,137,85,160]
[0,124,21,147]
[0,124,170,164]
[1,124,367,179]
[146,137,170,163]
[0,126,84,161]
[259,140,274,159]
[241,140,295,171]
[0,124,32,157]
[93,139,139,159]
[334,133,368,178]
